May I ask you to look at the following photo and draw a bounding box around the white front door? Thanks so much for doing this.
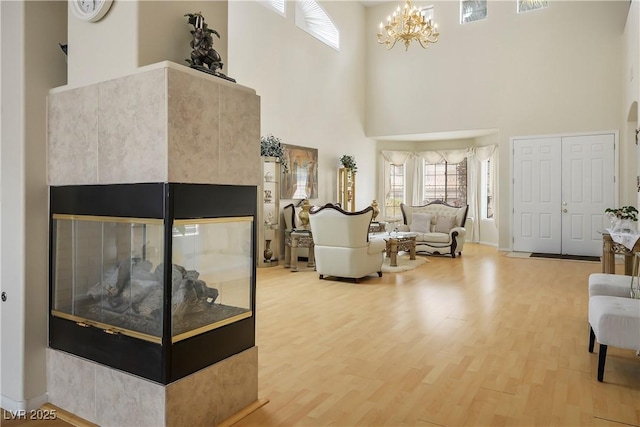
[561,134,615,256]
[513,133,616,256]
[513,137,562,253]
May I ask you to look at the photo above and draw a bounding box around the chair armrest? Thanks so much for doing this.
[450,227,466,239]
[396,224,410,232]
[368,238,386,254]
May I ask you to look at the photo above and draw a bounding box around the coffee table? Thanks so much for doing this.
[384,232,417,267]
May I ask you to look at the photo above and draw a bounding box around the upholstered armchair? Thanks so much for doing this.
[309,204,386,282]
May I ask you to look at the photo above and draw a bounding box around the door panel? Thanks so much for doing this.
[513,138,562,253]
[561,134,614,256]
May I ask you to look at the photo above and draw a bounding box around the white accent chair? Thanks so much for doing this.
[309,204,386,283]
[588,273,635,298]
[398,201,469,258]
[588,295,640,382]
[587,272,640,382]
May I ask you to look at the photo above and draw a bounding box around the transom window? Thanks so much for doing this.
[295,0,340,51]
[517,0,548,13]
[258,0,286,16]
[419,5,435,22]
[460,0,487,24]
[423,159,467,207]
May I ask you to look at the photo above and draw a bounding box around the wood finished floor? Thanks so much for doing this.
[4,244,639,427]
[237,243,640,427]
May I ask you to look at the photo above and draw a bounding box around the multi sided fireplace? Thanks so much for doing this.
[49,183,257,385]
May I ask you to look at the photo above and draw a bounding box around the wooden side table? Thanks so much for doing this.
[602,231,636,275]
[284,229,315,272]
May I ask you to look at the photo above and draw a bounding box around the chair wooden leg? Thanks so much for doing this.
[597,344,608,382]
[589,327,595,353]
[378,271,382,277]
[319,274,324,279]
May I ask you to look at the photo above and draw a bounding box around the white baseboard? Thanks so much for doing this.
[478,241,498,247]
[1,392,48,412]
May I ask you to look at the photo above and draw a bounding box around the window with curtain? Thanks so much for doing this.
[423,158,467,207]
[481,158,494,219]
[384,163,405,218]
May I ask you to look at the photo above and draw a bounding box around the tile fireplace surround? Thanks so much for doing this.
[46,61,262,426]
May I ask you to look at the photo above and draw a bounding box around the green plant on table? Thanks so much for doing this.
[605,206,638,221]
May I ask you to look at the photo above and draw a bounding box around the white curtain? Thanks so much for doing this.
[441,148,470,164]
[417,150,444,164]
[381,150,412,165]
[379,150,413,217]
[468,145,497,242]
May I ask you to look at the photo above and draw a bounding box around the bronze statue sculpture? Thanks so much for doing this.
[185,12,235,82]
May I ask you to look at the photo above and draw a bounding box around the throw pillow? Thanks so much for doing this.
[410,213,432,233]
[434,215,456,233]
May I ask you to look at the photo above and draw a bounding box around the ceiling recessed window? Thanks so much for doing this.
[460,0,487,24]
[295,0,340,51]
[258,0,286,17]
[517,0,549,13]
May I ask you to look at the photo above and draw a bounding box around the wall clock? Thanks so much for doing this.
[70,0,114,22]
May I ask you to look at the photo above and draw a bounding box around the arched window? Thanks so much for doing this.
[295,0,340,51]
[258,0,286,17]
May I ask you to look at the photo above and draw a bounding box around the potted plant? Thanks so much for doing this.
[260,134,288,173]
[605,205,638,233]
[339,155,357,172]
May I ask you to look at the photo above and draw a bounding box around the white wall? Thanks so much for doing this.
[0,0,24,411]
[228,0,376,209]
[137,1,228,73]
[367,1,628,249]
[1,0,67,411]
[68,1,229,88]
[67,0,137,87]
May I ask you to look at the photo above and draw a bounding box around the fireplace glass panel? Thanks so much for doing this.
[171,217,253,342]
[52,215,165,342]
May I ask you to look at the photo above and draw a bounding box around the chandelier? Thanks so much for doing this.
[377,0,439,51]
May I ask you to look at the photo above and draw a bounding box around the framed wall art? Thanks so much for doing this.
[281,144,318,199]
